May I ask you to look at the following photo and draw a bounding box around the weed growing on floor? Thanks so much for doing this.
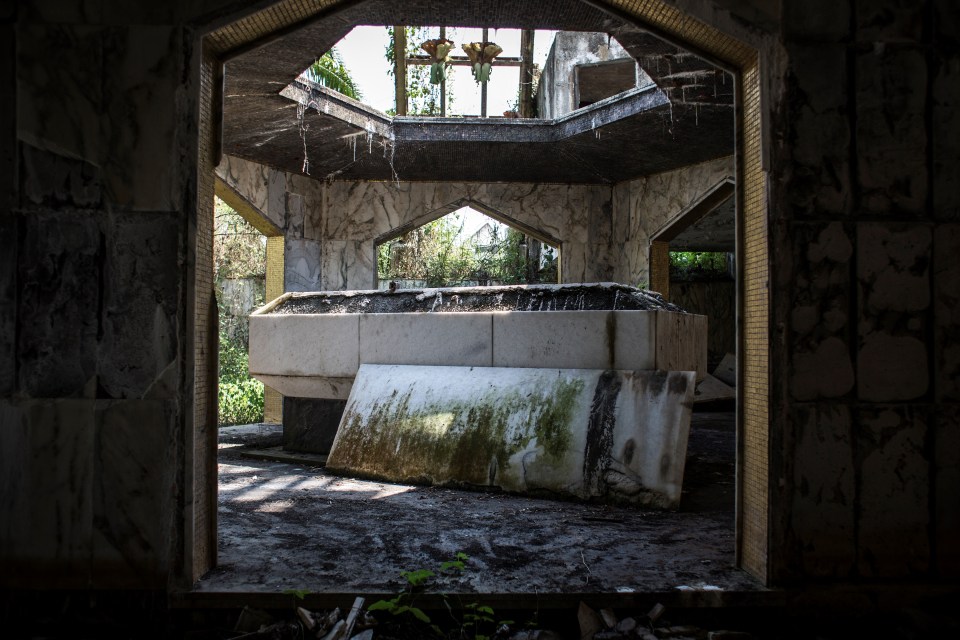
[368,551,517,639]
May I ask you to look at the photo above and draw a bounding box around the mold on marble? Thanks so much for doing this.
[933,54,960,221]
[789,404,856,577]
[855,0,926,43]
[20,142,102,209]
[17,24,103,167]
[935,0,960,39]
[784,44,852,216]
[0,216,15,396]
[783,0,851,42]
[327,364,696,508]
[100,26,182,211]
[856,405,931,577]
[1,23,16,215]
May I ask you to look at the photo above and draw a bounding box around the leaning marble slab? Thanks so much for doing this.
[325,364,696,509]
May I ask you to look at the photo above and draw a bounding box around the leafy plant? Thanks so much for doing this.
[368,568,439,634]
[440,551,469,573]
[669,251,730,280]
[385,26,452,116]
[306,47,362,100]
[218,330,264,425]
[377,212,556,287]
[214,197,266,426]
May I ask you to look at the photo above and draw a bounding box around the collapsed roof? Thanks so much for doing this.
[222,0,735,184]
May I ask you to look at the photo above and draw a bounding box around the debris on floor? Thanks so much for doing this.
[224,600,754,640]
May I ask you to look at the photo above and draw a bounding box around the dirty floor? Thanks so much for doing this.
[195,411,759,595]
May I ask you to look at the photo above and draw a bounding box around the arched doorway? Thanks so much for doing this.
[188,0,770,587]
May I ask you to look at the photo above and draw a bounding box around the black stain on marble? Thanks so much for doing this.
[583,370,622,496]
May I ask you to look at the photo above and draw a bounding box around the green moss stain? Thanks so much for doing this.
[328,375,586,488]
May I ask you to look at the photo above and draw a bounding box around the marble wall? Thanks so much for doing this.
[219,155,621,290]
[2,7,189,586]
[219,154,735,294]
[611,156,735,287]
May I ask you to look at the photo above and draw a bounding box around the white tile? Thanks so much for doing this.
[493,310,614,369]
[360,313,492,367]
[612,311,656,370]
[249,314,359,378]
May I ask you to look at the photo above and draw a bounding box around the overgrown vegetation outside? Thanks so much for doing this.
[305,48,363,100]
[385,26,454,116]
[377,211,558,287]
[669,250,732,281]
[215,197,266,426]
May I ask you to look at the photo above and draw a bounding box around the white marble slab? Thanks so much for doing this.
[326,364,695,508]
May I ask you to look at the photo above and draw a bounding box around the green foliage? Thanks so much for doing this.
[401,568,436,587]
[378,213,556,287]
[282,588,311,601]
[385,26,451,116]
[214,197,266,427]
[369,552,531,639]
[215,199,266,281]
[669,251,730,280]
[218,333,264,426]
[440,551,469,573]
[306,47,362,100]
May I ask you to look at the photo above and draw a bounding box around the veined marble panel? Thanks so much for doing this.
[0,400,94,585]
[320,239,375,291]
[619,157,734,241]
[92,399,174,586]
[287,172,324,240]
[100,26,181,211]
[98,211,180,399]
[17,24,103,169]
[216,155,276,226]
[18,211,100,398]
[322,180,607,248]
[284,238,323,292]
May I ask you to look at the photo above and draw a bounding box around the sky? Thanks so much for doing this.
[332,26,558,116]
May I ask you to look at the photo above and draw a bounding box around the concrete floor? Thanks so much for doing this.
[195,411,760,596]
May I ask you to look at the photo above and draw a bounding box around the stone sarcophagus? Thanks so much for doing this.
[248,283,707,508]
